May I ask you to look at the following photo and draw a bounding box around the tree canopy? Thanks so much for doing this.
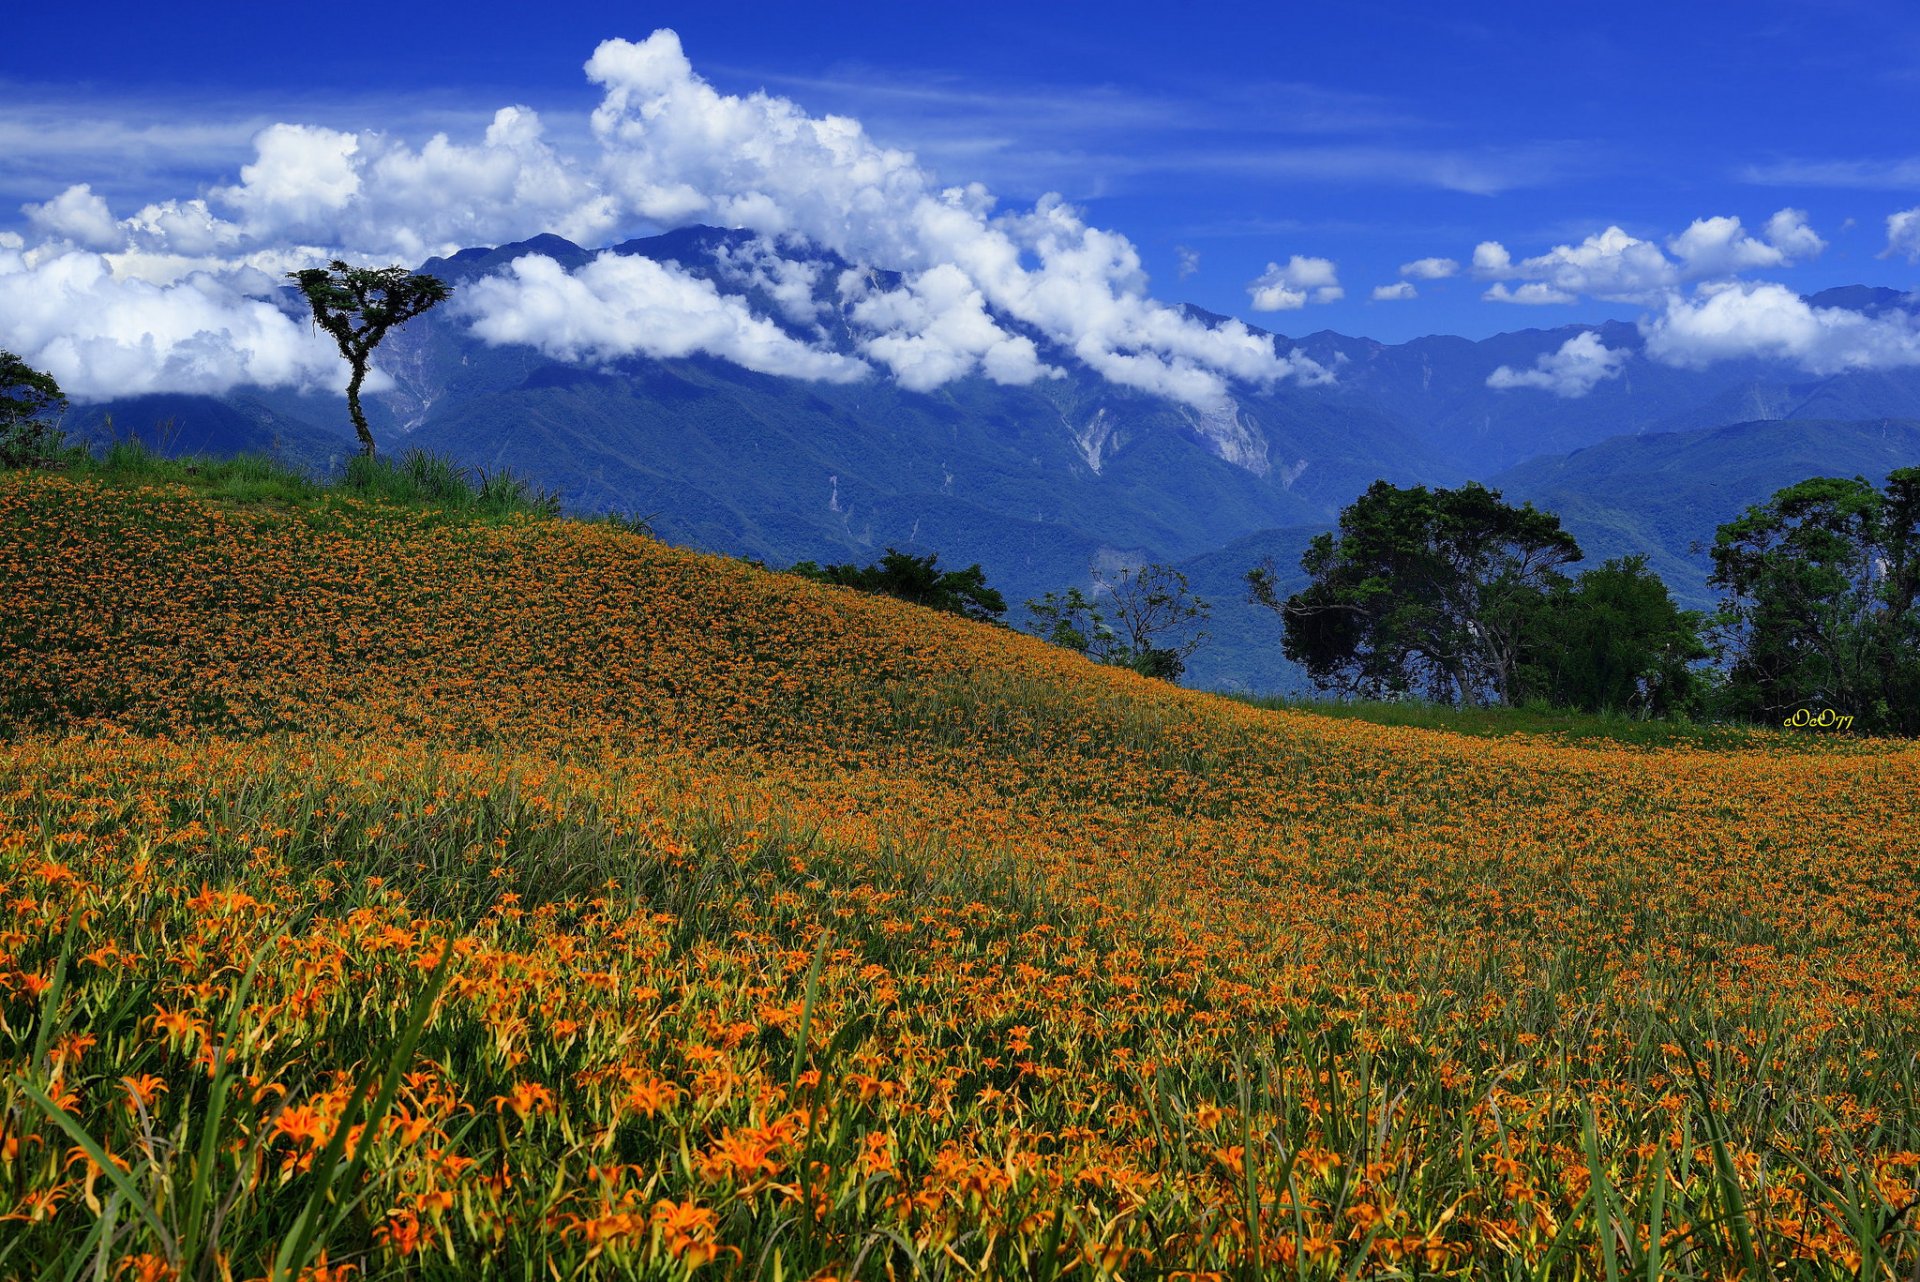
[1710,469,1919,734]
[1027,563,1210,681]
[0,351,68,469]
[1519,555,1706,716]
[1250,481,1583,705]
[289,262,452,457]
[790,549,1007,623]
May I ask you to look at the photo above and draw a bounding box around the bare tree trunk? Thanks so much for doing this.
[346,360,376,457]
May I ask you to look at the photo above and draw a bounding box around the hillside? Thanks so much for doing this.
[1,475,1918,1278]
[59,233,1920,699]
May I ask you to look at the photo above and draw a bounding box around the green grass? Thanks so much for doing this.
[1226,692,1842,750]
[41,439,563,523]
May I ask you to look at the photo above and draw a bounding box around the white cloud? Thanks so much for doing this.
[583,31,1326,406]
[1471,241,1512,276]
[215,124,362,234]
[710,236,827,327]
[1666,209,1823,275]
[1486,331,1628,397]
[1371,281,1416,301]
[1476,210,1824,306]
[1762,208,1825,261]
[1176,245,1200,279]
[1886,206,1920,261]
[23,184,125,251]
[1246,255,1343,311]
[2,28,1332,407]
[1398,256,1457,280]
[1640,281,1920,374]
[1482,282,1575,305]
[1477,226,1674,302]
[458,251,869,383]
[203,111,617,263]
[0,247,341,400]
[844,263,1058,390]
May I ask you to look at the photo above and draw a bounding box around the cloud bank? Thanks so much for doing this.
[1471,210,1825,305]
[459,252,870,382]
[1641,281,1920,374]
[3,31,1333,409]
[0,243,340,399]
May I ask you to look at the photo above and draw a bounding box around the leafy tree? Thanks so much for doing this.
[1249,480,1582,705]
[1027,564,1211,681]
[289,261,452,457]
[1709,469,1919,734]
[1517,556,1707,716]
[791,548,1007,623]
[1026,586,1109,656]
[0,351,68,469]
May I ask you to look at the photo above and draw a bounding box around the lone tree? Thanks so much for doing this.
[0,350,68,468]
[289,261,451,457]
[1028,563,1211,681]
[1250,480,1582,705]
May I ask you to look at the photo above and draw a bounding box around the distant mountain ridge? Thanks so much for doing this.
[65,227,1920,692]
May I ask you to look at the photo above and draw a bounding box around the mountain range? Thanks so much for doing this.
[68,228,1920,692]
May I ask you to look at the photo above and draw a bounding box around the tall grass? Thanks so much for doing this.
[53,438,562,522]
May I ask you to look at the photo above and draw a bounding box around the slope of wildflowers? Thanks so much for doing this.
[2,472,1918,1280]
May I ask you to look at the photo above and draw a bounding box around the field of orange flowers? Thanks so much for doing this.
[2,471,1918,1280]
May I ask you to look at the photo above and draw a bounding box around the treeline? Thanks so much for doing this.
[1250,475,1918,736]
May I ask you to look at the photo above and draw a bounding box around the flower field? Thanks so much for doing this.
[2,473,1918,1279]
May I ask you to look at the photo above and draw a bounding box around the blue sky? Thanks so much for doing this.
[2,0,1917,376]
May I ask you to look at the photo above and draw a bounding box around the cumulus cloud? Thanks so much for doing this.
[1398,256,1457,280]
[1640,281,1920,374]
[202,110,618,263]
[3,28,1332,407]
[1474,210,1825,306]
[844,263,1058,390]
[1371,282,1416,301]
[0,246,341,399]
[1667,209,1824,275]
[1176,245,1200,279]
[1474,226,1674,302]
[458,251,869,383]
[1481,282,1575,305]
[1486,331,1628,397]
[23,184,125,251]
[581,31,1325,406]
[1247,255,1343,310]
[1886,206,1920,261]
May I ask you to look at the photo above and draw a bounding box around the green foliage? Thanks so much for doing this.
[1709,468,1920,735]
[1027,563,1211,682]
[0,350,70,469]
[1518,555,1709,716]
[790,547,1007,623]
[288,261,452,457]
[1026,586,1107,655]
[1250,480,1582,705]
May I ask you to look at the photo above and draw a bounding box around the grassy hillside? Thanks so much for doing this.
[1,472,1917,1279]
